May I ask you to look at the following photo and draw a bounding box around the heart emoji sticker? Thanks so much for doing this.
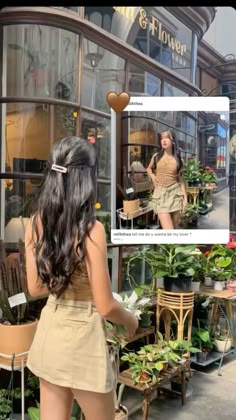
[106,92,130,113]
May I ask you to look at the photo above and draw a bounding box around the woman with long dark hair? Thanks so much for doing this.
[25,136,138,420]
[146,129,188,229]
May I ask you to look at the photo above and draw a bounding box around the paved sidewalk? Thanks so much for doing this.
[197,187,229,230]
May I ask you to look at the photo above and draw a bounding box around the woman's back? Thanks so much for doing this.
[60,263,93,301]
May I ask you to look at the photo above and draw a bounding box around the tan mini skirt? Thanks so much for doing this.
[152,182,183,214]
[27,295,116,393]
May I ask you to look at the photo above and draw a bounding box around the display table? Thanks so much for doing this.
[196,286,236,335]
[194,286,236,374]
[118,363,187,420]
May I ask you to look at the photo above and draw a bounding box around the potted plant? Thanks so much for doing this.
[117,166,140,215]
[214,327,232,353]
[207,245,232,291]
[191,321,214,363]
[183,158,203,187]
[112,290,151,327]
[191,249,205,292]
[203,250,215,287]
[146,245,198,292]
[139,307,154,328]
[0,240,38,367]
[179,204,199,229]
[121,351,163,386]
[201,166,218,187]
[168,339,200,360]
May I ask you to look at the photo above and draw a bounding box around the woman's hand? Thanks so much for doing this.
[151,174,159,188]
[124,312,139,338]
[182,196,188,212]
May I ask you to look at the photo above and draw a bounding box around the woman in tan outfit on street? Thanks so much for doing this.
[25,136,138,420]
[147,129,188,229]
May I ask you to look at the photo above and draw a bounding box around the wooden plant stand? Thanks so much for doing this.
[156,291,194,341]
[118,363,187,420]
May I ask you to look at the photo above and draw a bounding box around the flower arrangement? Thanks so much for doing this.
[201,166,218,185]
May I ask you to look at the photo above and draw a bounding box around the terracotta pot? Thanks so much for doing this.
[160,361,168,373]
[0,320,38,367]
[115,405,128,420]
[123,199,140,215]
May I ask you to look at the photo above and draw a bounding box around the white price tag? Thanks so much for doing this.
[126,188,134,194]
[8,293,27,308]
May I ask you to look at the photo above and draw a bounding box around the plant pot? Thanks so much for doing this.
[188,181,201,187]
[196,351,208,363]
[226,280,236,291]
[164,276,192,293]
[215,338,232,353]
[214,281,225,291]
[204,276,213,287]
[156,277,164,288]
[140,312,152,328]
[115,405,128,420]
[191,281,201,292]
[160,361,168,373]
[0,320,38,367]
[123,199,140,215]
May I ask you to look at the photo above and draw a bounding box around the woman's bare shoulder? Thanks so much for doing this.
[86,220,106,245]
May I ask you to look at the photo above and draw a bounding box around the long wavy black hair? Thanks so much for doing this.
[31,136,97,297]
[153,129,183,174]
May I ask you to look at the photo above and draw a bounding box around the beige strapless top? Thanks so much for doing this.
[155,155,178,188]
[60,261,93,301]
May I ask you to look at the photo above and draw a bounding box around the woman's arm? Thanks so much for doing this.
[179,175,188,209]
[25,218,49,298]
[146,154,158,187]
[85,221,138,336]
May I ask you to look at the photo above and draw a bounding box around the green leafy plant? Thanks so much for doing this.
[125,245,199,288]
[121,352,164,386]
[0,390,12,420]
[117,166,136,201]
[201,166,218,184]
[147,244,198,279]
[192,321,214,352]
[207,245,233,281]
[168,339,200,357]
[0,240,30,325]
[121,333,192,386]
[183,159,203,184]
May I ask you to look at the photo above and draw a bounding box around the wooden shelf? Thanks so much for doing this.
[117,326,155,345]
[118,363,186,392]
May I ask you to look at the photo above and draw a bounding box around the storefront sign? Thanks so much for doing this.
[113,7,187,61]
